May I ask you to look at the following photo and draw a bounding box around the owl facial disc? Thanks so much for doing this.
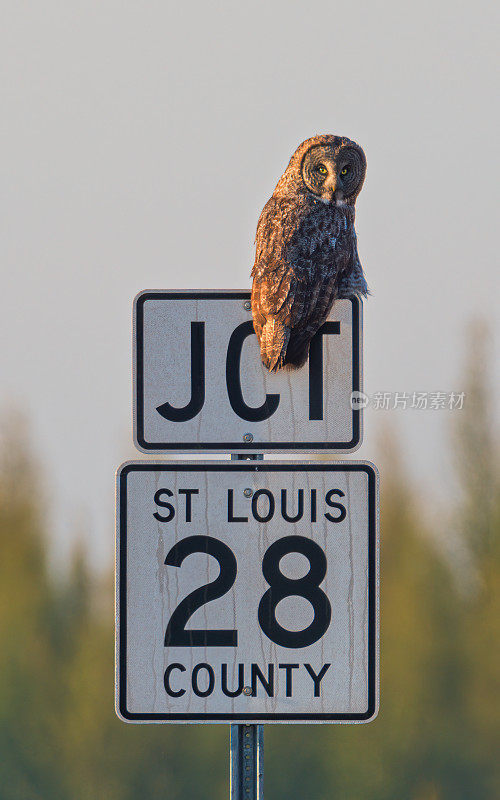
[301,143,366,204]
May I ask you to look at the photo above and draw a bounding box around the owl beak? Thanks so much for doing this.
[323,175,337,202]
[324,176,336,194]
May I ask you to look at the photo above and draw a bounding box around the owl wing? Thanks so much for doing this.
[251,197,310,370]
[252,198,344,370]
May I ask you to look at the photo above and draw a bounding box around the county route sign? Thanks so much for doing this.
[116,461,379,724]
[133,291,362,453]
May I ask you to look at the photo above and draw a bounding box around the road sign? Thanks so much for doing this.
[134,291,362,453]
[116,461,379,724]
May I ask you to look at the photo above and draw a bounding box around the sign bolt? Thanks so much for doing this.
[243,487,253,498]
[243,433,253,443]
[243,686,252,696]
[243,300,251,310]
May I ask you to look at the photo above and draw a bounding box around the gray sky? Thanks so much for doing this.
[1,1,498,567]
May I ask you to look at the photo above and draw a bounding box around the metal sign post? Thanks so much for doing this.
[116,287,379,800]
[230,724,264,800]
[231,454,264,800]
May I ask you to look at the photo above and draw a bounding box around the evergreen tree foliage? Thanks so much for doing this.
[0,329,498,798]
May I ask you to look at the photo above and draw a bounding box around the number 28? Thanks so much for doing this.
[164,535,332,650]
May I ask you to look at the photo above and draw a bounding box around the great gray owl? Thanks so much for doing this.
[251,134,368,371]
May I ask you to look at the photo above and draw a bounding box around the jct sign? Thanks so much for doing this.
[134,291,362,453]
[116,461,379,723]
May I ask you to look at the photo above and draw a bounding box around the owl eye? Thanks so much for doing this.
[315,164,328,175]
[341,165,350,176]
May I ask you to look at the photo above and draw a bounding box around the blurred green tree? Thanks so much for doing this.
[0,415,67,799]
[0,321,498,799]
[454,322,500,800]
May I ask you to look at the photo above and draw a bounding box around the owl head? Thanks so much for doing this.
[275,134,366,206]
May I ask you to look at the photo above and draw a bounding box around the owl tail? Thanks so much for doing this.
[260,319,290,372]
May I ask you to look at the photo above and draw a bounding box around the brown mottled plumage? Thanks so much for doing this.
[251,134,368,371]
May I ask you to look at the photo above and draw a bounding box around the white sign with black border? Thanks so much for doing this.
[133,291,362,453]
[116,461,379,724]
